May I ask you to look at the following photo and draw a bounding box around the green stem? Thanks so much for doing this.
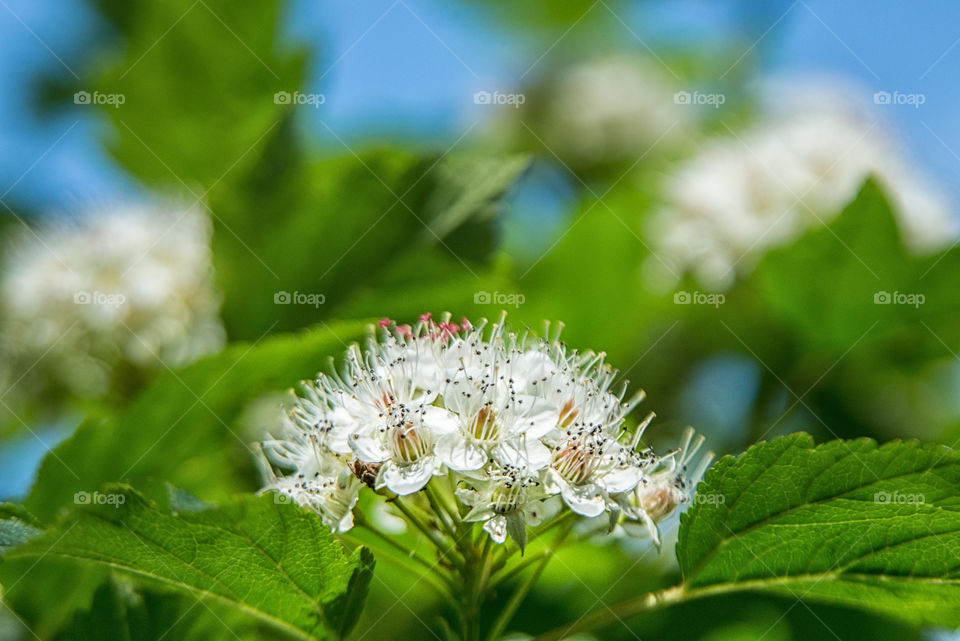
[393,498,468,573]
[488,546,552,592]
[486,552,550,641]
[356,537,460,607]
[425,482,461,541]
[352,512,434,570]
[492,511,577,572]
[533,584,686,641]
[462,536,494,641]
[486,519,577,641]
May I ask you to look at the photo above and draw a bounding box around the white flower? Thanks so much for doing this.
[458,464,551,551]
[436,360,556,473]
[266,465,360,533]
[0,201,224,397]
[539,56,690,164]
[649,80,958,290]
[544,414,654,518]
[625,427,713,546]
[259,313,711,547]
[348,400,455,495]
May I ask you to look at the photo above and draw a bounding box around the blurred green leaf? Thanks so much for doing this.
[754,179,960,357]
[85,0,304,189]
[679,433,960,627]
[24,320,367,522]
[50,577,292,641]
[9,487,375,641]
[210,149,529,339]
[0,504,42,552]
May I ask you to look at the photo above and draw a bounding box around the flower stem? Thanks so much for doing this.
[461,536,494,641]
[425,482,461,541]
[393,497,468,573]
[532,584,686,641]
[493,511,577,570]
[352,511,434,570]
[485,517,577,641]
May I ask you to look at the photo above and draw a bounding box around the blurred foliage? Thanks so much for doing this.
[1,0,960,639]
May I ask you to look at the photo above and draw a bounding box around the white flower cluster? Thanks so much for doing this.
[0,202,225,398]
[538,56,690,165]
[260,314,712,547]
[649,82,958,290]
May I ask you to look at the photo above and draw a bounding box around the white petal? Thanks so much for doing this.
[436,433,487,471]
[493,438,551,470]
[455,486,482,507]
[464,503,496,523]
[336,511,355,532]
[483,515,508,543]
[512,395,560,439]
[601,465,643,494]
[641,510,662,547]
[542,468,567,495]
[349,429,388,462]
[522,501,547,527]
[512,351,561,390]
[326,407,359,454]
[382,459,435,495]
[562,485,607,517]
[420,405,460,435]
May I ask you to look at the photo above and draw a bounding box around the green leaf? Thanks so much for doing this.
[51,577,290,641]
[8,487,375,641]
[84,0,304,189]
[210,150,529,339]
[754,178,960,358]
[24,321,368,522]
[0,504,42,552]
[678,433,960,627]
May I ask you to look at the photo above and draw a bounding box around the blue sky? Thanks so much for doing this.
[2,0,960,211]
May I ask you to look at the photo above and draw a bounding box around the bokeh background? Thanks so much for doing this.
[2,1,960,640]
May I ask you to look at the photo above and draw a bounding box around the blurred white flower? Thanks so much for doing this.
[0,202,225,397]
[649,82,959,290]
[540,57,689,164]
[624,427,713,547]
